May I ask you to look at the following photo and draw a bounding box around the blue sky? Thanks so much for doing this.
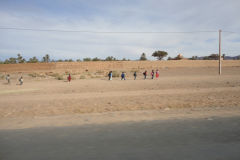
[0,0,240,60]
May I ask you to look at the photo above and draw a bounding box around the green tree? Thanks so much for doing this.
[152,51,168,60]
[65,59,73,62]
[4,59,9,64]
[208,54,219,60]
[92,57,101,61]
[5,57,17,64]
[203,56,209,60]
[203,54,218,60]
[83,58,92,61]
[105,56,116,61]
[42,54,50,63]
[140,53,147,60]
[17,53,26,63]
[28,56,39,63]
[76,59,81,62]
[189,56,198,60]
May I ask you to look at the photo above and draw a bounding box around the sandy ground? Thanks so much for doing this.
[0,66,240,129]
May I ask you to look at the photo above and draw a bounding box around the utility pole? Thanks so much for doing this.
[219,29,222,75]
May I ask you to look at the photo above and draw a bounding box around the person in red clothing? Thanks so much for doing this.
[156,69,159,78]
[67,74,71,82]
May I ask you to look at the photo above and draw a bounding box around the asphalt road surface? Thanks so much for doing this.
[1,116,240,160]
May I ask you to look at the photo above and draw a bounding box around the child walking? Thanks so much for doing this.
[108,71,112,80]
[143,70,147,80]
[6,74,10,84]
[19,76,23,85]
[121,72,126,80]
[133,72,137,80]
[151,70,155,79]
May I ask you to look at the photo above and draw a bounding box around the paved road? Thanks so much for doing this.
[1,116,240,160]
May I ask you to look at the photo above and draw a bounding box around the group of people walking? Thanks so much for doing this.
[141,69,160,80]
[144,69,160,80]
[5,74,23,85]
[4,69,160,84]
[108,69,160,81]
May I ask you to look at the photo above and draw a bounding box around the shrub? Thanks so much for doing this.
[83,58,91,61]
[56,75,64,80]
[92,57,101,61]
[0,74,4,80]
[95,75,101,78]
[28,73,45,78]
[105,56,117,61]
[112,71,120,77]
[96,70,104,74]
[80,75,86,79]
[46,72,63,80]
[28,56,39,63]
[28,73,37,78]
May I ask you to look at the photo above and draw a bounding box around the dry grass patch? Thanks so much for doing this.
[0,74,4,80]
[112,71,120,77]
[28,73,45,78]
[80,75,86,79]
[46,72,64,80]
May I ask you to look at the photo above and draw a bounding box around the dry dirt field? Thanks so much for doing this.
[0,61,240,129]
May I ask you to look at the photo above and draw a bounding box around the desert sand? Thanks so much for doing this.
[0,61,240,129]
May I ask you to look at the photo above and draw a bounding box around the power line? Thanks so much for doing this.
[0,27,218,34]
[222,31,240,34]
